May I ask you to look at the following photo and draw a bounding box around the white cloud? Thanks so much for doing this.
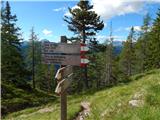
[91,0,160,20]
[125,26,142,31]
[53,7,66,12]
[104,22,107,28]
[134,26,142,31]
[64,11,72,17]
[63,0,160,20]
[42,29,53,36]
[95,35,125,43]
[62,23,67,27]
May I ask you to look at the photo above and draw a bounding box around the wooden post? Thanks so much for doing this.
[61,90,67,120]
[60,36,67,120]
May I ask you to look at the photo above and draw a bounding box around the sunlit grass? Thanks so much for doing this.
[3,69,160,120]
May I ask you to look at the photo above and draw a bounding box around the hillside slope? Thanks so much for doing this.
[1,83,56,116]
[3,69,160,120]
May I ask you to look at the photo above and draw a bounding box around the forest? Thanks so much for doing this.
[1,0,160,120]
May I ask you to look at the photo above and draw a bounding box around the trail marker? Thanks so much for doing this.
[55,73,73,95]
[42,36,90,120]
[42,41,89,66]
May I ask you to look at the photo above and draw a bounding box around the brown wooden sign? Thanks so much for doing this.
[42,42,81,65]
[55,66,73,82]
[42,54,80,66]
[55,65,73,95]
[42,42,80,54]
[55,73,73,95]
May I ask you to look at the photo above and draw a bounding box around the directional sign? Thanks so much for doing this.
[80,43,89,53]
[55,66,73,81]
[42,54,81,66]
[81,58,90,64]
[42,42,80,54]
[55,73,73,95]
[42,41,89,66]
[81,46,89,52]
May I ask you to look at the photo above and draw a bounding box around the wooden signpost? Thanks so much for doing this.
[42,36,89,120]
[55,67,73,95]
[42,54,81,65]
[42,41,89,66]
[42,42,80,54]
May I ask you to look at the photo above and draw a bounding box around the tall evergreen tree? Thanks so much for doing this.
[119,27,136,76]
[1,1,27,85]
[104,22,117,85]
[28,27,38,88]
[64,0,104,89]
[146,9,160,69]
[135,14,151,72]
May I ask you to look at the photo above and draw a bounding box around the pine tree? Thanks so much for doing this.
[1,1,27,85]
[64,0,104,89]
[135,14,151,72]
[28,27,38,88]
[119,27,136,76]
[104,22,117,85]
[25,34,55,92]
[146,9,160,69]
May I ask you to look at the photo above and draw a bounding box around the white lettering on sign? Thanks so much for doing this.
[42,42,80,54]
[42,54,81,66]
[42,42,89,66]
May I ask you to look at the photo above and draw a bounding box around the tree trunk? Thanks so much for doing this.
[32,35,35,89]
[82,29,89,89]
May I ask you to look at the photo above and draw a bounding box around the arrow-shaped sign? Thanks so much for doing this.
[81,46,89,52]
[55,66,73,81]
[55,73,73,95]
[81,58,89,64]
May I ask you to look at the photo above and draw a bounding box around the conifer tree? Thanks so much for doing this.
[146,9,160,69]
[1,1,27,85]
[135,14,151,72]
[64,0,104,88]
[27,27,38,88]
[104,22,117,85]
[119,27,136,76]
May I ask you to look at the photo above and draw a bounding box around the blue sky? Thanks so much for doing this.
[6,0,160,43]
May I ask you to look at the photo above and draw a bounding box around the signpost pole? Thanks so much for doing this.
[61,90,67,120]
[42,35,89,120]
[60,36,67,120]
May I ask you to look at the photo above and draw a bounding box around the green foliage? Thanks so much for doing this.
[1,82,56,116]
[4,69,160,120]
[134,13,151,73]
[119,27,137,76]
[146,84,160,106]
[145,9,160,69]
[25,29,56,92]
[64,0,104,43]
[1,1,28,86]
[88,52,106,89]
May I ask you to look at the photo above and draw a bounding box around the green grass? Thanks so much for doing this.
[1,83,56,116]
[3,69,160,120]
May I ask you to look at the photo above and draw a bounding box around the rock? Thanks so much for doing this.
[117,103,122,107]
[74,101,91,120]
[129,100,144,107]
[133,93,142,99]
[38,107,54,113]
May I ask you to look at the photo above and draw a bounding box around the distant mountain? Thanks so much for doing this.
[113,41,123,55]
[113,41,123,46]
[20,40,123,57]
[20,41,29,58]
